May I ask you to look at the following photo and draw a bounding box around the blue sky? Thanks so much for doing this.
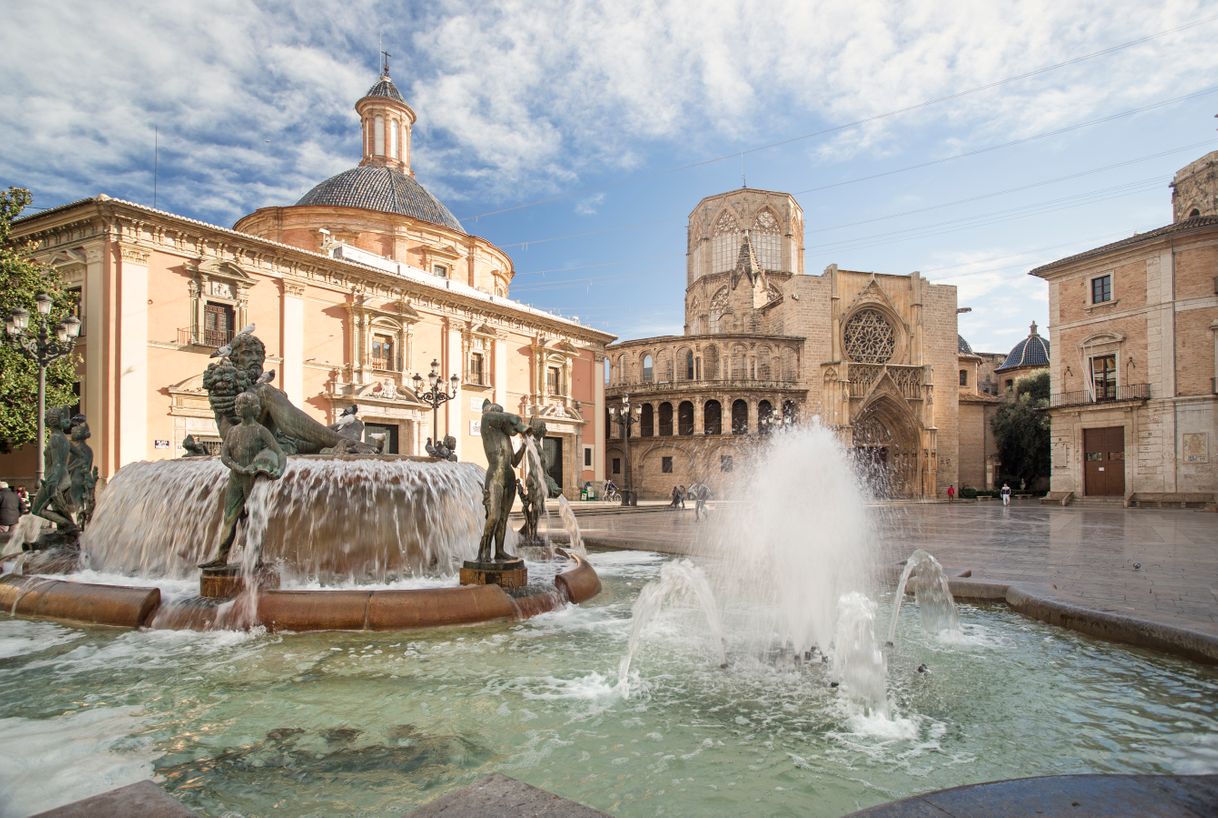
[2,0,1215,355]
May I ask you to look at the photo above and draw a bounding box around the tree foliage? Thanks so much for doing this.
[991,371,1051,487]
[0,188,78,454]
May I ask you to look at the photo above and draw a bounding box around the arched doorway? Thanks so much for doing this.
[852,395,921,497]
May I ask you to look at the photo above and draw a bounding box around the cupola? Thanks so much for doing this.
[356,52,416,174]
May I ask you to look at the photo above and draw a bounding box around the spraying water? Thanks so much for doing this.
[519,436,550,546]
[887,549,960,644]
[617,559,726,697]
[831,591,889,716]
[81,456,486,583]
[702,423,878,658]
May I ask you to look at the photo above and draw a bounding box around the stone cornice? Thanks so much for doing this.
[14,197,614,345]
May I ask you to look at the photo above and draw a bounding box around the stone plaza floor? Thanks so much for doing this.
[567,500,1218,644]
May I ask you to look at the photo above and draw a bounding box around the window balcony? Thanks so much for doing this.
[1049,383,1150,409]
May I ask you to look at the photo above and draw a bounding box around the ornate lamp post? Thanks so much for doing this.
[5,293,81,483]
[412,358,459,445]
[608,394,640,506]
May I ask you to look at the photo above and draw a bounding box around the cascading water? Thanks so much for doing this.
[702,422,879,658]
[520,436,550,545]
[81,455,486,583]
[616,558,725,697]
[554,496,586,556]
[887,549,960,644]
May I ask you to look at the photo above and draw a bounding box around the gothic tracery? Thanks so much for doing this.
[843,308,896,364]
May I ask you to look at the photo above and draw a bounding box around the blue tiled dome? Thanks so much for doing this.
[296,166,464,232]
[958,334,974,355]
[996,322,1050,372]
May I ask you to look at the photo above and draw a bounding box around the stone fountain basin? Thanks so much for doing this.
[0,551,601,632]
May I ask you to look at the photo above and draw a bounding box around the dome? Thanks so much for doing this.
[958,334,974,355]
[296,166,464,232]
[363,76,404,103]
[996,322,1050,372]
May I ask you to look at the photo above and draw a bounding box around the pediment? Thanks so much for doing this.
[847,276,901,318]
[194,258,256,284]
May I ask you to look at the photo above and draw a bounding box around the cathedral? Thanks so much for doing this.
[604,188,961,498]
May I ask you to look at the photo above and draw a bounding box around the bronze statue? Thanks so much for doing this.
[200,391,286,568]
[30,407,78,534]
[204,332,376,455]
[516,419,548,544]
[181,434,209,457]
[526,418,562,498]
[68,414,97,530]
[476,400,529,562]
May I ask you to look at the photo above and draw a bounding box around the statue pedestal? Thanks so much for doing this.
[460,558,527,590]
[200,564,281,600]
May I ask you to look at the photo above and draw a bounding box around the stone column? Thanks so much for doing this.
[118,245,149,467]
[281,280,305,405]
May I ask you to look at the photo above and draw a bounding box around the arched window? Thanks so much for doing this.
[1189,208,1201,218]
[704,346,720,380]
[704,400,722,435]
[757,347,772,380]
[640,403,654,437]
[731,399,749,434]
[678,401,694,435]
[642,354,654,382]
[731,346,747,379]
[374,115,385,155]
[711,211,740,273]
[658,402,674,436]
[752,209,782,270]
[661,351,674,382]
[758,400,774,433]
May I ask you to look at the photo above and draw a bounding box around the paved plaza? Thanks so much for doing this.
[568,501,1218,645]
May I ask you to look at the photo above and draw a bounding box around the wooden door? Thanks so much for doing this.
[1083,426,1125,496]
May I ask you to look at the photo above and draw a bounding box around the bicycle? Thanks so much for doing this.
[602,485,621,503]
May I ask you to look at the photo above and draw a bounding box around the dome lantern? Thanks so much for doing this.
[356,51,416,175]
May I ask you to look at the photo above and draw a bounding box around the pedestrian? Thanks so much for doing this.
[1001,482,1012,506]
[678,485,687,509]
[946,484,956,502]
[14,485,30,515]
[670,485,681,509]
[693,483,710,521]
[0,482,20,535]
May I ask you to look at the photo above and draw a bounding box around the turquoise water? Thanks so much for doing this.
[1,549,1216,817]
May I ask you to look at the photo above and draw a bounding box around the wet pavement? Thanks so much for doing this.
[568,500,1218,641]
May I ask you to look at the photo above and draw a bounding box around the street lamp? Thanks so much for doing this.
[411,358,459,446]
[608,393,640,506]
[5,293,81,483]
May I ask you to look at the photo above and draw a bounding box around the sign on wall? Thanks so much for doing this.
[1183,432,1209,464]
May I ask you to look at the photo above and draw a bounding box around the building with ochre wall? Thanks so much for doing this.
[1,66,614,496]
[1032,150,1217,505]
[605,187,959,499]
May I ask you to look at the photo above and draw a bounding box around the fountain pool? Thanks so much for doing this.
[1,548,1215,818]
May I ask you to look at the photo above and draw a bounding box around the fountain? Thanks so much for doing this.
[0,331,601,632]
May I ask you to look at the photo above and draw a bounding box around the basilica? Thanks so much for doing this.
[605,188,962,498]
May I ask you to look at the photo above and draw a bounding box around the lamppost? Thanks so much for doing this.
[608,394,640,506]
[4,293,81,483]
[412,358,459,446]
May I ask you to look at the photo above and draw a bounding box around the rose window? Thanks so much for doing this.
[843,309,896,364]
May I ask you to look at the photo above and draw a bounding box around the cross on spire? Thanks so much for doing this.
[381,49,392,77]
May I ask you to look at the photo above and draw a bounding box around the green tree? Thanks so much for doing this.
[0,188,79,454]
[991,370,1051,489]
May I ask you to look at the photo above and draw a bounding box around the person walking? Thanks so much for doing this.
[670,485,682,509]
[693,483,710,521]
[0,482,20,536]
[1001,482,1012,506]
[678,485,687,509]
[946,484,956,502]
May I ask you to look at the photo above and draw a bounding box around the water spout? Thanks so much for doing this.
[887,549,960,645]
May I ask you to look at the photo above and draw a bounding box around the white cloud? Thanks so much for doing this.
[1,0,1214,224]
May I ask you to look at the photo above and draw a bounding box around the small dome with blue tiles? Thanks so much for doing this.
[996,322,1050,372]
[958,334,974,355]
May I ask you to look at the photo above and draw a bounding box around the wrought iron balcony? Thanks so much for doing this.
[1049,383,1150,408]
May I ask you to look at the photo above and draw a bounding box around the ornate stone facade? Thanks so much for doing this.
[606,188,960,499]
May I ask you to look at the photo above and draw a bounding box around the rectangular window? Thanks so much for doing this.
[372,334,395,370]
[469,352,485,385]
[720,455,733,472]
[959,369,968,386]
[1090,354,1117,400]
[584,446,593,467]
[661,456,673,473]
[203,302,234,347]
[433,264,448,278]
[547,366,561,395]
[1090,274,1112,304]
[612,457,621,474]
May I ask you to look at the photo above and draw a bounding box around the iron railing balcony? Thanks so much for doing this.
[1049,382,1150,408]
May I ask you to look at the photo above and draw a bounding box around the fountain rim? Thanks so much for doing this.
[0,549,602,632]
